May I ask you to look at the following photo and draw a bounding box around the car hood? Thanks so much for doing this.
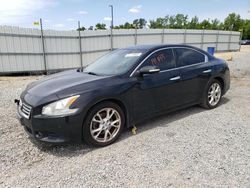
[22,69,112,106]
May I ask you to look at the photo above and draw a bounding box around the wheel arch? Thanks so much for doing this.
[82,97,130,133]
[213,76,225,94]
[201,75,225,104]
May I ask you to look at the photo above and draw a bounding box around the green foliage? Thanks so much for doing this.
[114,22,135,29]
[113,18,147,29]
[173,14,189,29]
[187,16,199,29]
[211,19,220,30]
[224,13,242,31]
[148,13,249,39]
[95,23,106,30]
[199,19,212,29]
[77,13,250,39]
[149,16,170,29]
[88,26,94,30]
[77,27,86,31]
[133,18,147,29]
[242,19,250,39]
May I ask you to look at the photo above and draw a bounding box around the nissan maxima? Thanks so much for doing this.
[16,44,230,146]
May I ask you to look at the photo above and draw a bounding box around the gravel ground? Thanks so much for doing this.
[0,46,250,187]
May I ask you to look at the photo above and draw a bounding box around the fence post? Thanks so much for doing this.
[183,29,187,44]
[78,21,83,69]
[134,28,137,45]
[239,29,243,52]
[40,18,47,74]
[161,29,165,43]
[201,29,205,50]
[228,31,232,51]
[215,30,219,52]
[110,29,113,50]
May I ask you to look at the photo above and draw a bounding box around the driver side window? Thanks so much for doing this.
[142,49,176,71]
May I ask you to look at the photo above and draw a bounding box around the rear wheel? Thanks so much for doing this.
[83,102,125,146]
[201,79,222,109]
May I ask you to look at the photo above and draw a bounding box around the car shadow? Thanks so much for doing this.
[34,97,230,157]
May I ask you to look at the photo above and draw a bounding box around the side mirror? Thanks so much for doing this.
[138,66,160,75]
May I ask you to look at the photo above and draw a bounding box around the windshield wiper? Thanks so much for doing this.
[86,71,98,76]
[77,68,98,76]
[77,67,84,72]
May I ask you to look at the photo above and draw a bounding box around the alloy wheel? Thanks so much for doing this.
[90,108,121,143]
[208,82,221,106]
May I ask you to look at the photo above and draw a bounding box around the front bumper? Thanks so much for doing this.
[16,100,84,144]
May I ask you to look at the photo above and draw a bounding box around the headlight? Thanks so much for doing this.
[42,95,80,116]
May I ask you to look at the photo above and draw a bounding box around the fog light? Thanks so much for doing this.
[35,132,44,139]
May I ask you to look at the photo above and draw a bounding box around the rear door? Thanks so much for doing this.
[173,47,213,104]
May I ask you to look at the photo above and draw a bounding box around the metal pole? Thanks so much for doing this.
[239,29,243,52]
[110,29,113,51]
[228,31,232,51]
[109,5,113,29]
[215,30,219,52]
[134,28,137,45]
[161,28,164,43]
[109,5,113,50]
[183,29,187,44]
[201,28,205,50]
[40,18,47,74]
[78,21,83,69]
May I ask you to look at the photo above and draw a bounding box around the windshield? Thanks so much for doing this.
[84,49,146,76]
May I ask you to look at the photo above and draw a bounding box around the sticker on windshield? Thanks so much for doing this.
[125,53,142,57]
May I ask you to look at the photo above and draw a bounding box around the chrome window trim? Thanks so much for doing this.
[130,46,208,77]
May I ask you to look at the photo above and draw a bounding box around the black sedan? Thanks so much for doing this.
[16,44,230,146]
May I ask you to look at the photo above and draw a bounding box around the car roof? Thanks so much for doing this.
[124,44,214,59]
[124,44,197,50]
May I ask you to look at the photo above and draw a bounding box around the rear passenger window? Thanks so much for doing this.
[175,48,205,67]
[143,49,175,71]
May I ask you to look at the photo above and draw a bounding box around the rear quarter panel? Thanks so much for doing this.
[211,58,230,94]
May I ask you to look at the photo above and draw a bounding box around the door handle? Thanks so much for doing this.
[170,76,181,81]
[202,69,212,73]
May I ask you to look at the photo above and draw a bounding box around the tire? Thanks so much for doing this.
[200,79,222,109]
[82,101,125,147]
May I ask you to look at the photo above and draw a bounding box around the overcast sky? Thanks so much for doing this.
[0,0,249,30]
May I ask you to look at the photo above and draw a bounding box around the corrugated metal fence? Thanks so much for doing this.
[0,26,240,74]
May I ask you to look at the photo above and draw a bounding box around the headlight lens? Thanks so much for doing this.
[42,95,80,116]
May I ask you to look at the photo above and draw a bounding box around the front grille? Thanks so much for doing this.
[20,100,32,119]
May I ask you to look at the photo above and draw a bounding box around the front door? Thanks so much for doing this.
[132,48,182,121]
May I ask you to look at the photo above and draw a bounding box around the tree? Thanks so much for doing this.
[211,19,220,30]
[224,13,243,31]
[169,15,176,28]
[95,23,106,30]
[133,18,147,29]
[77,26,86,31]
[149,18,163,29]
[168,14,188,29]
[114,22,135,29]
[200,19,212,29]
[218,22,225,30]
[175,14,188,28]
[74,12,250,39]
[124,22,135,29]
[242,19,250,39]
[149,16,169,29]
[88,26,94,30]
[187,16,199,29]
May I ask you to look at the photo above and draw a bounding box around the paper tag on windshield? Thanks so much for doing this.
[125,53,142,57]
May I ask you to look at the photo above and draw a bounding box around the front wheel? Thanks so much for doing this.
[201,80,222,109]
[82,102,125,146]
